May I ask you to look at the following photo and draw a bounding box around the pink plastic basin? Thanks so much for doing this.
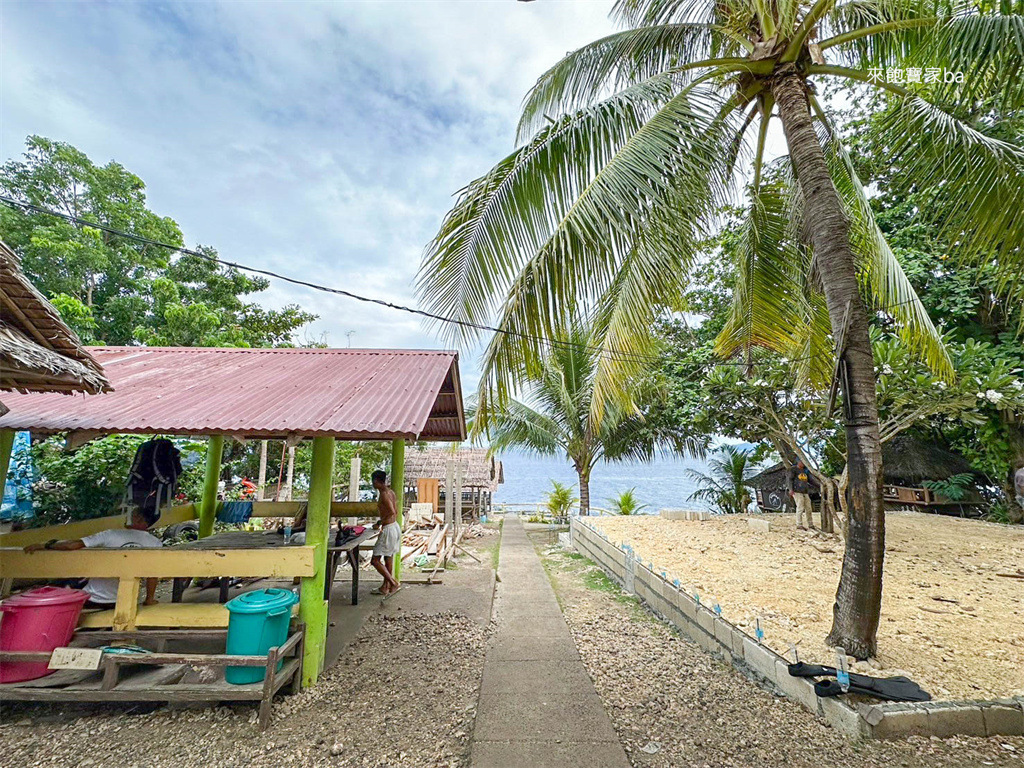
[0,586,90,683]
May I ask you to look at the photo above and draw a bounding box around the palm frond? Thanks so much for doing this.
[517,24,742,140]
[815,106,954,378]
[868,93,1024,308]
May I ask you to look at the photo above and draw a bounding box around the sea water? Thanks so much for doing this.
[492,450,714,512]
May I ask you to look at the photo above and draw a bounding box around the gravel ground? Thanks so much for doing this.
[537,541,1024,768]
[0,612,488,768]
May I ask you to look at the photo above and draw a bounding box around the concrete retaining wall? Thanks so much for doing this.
[569,518,1024,741]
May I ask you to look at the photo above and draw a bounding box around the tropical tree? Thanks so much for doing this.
[687,445,755,515]
[471,323,692,515]
[544,480,579,518]
[420,0,1024,656]
[609,487,649,515]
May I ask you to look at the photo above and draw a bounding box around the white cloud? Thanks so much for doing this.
[0,0,619,397]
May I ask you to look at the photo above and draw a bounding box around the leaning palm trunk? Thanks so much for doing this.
[773,69,885,657]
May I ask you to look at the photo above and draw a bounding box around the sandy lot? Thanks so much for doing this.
[590,512,1024,701]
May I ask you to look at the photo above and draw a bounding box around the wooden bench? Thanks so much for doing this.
[0,627,304,730]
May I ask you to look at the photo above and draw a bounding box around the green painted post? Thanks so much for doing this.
[391,439,405,581]
[0,429,15,491]
[301,436,334,687]
[198,435,224,539]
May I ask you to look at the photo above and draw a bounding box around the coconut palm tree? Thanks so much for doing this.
[472,322,692,515]
[609,487,649,515]
[420,0,1024,656]
[686,445,755,515]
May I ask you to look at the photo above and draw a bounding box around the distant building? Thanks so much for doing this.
[403,447,503,518]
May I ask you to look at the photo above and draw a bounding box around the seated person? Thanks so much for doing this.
[23,507,164,608]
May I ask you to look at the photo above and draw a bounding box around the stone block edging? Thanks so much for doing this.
[568,519,1024,741]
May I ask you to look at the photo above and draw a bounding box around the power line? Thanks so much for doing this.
[0,194,927,373]
[0,195,657,366]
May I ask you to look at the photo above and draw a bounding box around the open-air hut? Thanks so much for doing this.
[745,434,984,514]
[0,345,466,694]
[403,447,503,518]
[0,239,110,509]
[0,239,109,408]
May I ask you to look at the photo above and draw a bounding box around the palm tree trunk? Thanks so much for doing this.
[578,470,591,516]
[773,68,885,659]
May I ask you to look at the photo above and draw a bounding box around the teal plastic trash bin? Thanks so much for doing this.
[224,588,298,685]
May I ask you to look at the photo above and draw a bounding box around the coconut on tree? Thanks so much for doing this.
[419,0,1024,657]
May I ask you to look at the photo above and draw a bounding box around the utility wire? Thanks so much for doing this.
[0,194,927,372]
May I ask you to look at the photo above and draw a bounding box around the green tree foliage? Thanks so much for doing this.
[544,480,578,518]
[0,136,316,347]
[0,136,319,523]
[608,487,648,515]
[471,320,693,515]
[686,445,755,516]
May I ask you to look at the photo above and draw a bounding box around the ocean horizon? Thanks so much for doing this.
[490,450,715,513]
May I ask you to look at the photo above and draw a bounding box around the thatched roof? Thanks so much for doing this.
[880,434,976,485]
[404,447,504,492]
[745,435,977,491]
[0,239,110,396]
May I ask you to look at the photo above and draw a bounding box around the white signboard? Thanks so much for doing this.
[48,647,103,671]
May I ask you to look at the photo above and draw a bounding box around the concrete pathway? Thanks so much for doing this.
[470,516,630,768]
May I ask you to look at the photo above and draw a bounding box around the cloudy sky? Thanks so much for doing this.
[1,0,627,387]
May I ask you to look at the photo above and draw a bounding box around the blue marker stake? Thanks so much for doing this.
[661,571,667,580]
[694,593,700,606]
[673,579,680,589]
[755,619,764,642]
[714,603,722,617]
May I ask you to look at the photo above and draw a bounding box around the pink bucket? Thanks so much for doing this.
[0,586,90,683]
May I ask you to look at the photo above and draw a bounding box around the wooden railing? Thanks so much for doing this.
[0,545,315,631]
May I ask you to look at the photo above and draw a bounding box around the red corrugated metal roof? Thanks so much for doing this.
[0,346,466,441]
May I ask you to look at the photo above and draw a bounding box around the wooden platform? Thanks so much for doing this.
[0,627,303,730]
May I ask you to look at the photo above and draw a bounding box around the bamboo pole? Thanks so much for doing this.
[391,440,405,581]
[0,430,15,495]
[257,440,268,501]
[198,435,224,539]
[300,436,334,687]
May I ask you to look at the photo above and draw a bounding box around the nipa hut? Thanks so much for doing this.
[0,239,110,410]
[403,447,503,519]
[745,434,985,514]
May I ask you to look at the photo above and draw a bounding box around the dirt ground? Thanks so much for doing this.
[0,530,500,768]
[589,511,1024,701]
[536,535,1024,768]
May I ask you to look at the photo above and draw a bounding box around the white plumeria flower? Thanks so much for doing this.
[934,381,947,390]
[1011,380,1023,391]
[985,389,1004,404]
[976,392,986,399]
[881,364,894,375]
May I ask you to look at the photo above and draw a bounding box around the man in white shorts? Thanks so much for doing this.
[370,470,401,595]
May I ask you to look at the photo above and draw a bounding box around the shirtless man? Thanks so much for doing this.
[370,470,401,595]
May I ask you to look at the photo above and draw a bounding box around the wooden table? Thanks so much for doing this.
[171,529,376,605]
[326,528,377,606]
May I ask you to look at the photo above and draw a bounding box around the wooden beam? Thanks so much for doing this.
[0,545,316,579]
[247,500,377,517]
[300,435,334,688]
[0,504,197,548]
[113,577,140,631]
[199,435,224,538]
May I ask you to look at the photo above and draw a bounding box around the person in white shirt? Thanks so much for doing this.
[23,508,164,607]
